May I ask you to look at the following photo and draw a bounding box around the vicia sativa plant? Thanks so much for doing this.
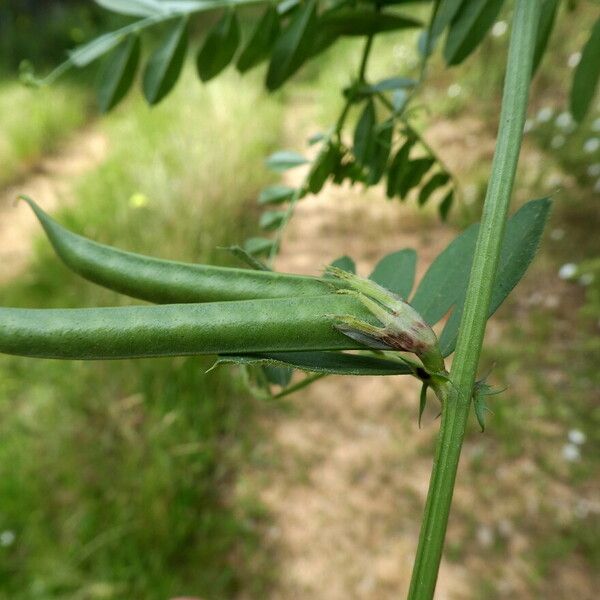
[11,0,600,596]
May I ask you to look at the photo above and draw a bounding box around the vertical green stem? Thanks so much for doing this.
[407,2,542,598]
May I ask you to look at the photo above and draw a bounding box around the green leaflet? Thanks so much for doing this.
[196,10,240,82]
[368,120,394,185]
[386,138,414,198]
[69,30,129,67]
[262,364,293,387]
[265,150,309,171]
[359,77,416,94]
[438,190,454,221]
[96,34,140,112]
[397,157,434,199]
[411,222,479,326]
[532,0,560,74]
[430,0,465,43]
[328,255,356,274]
[95,0,165,17]
[444,0,505,66]
[244,237,274,257]
[369,249,417,298]
[258,185,296,205]
[319,9,422,37]
[570,16,600,122]
[439,198,551,356]
[216,351,413,376]
[259,210,286,231]
[353,99,376,166]
[308,141,341,193]
[237,6,280,73]
[418,172,450,206]
[143,17,188,105]
[266,0,317,90]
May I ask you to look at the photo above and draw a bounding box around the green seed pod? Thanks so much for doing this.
[21,196,338,304]
[0,294,377,360]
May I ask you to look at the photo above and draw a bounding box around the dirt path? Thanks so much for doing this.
[0,127,108,283]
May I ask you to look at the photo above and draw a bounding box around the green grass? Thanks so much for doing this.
[0,68,282,599]
[0,80,91,188]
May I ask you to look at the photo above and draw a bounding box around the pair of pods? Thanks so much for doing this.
[0,199,378,360]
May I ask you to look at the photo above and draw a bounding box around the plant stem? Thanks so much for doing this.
[407,2,541,598]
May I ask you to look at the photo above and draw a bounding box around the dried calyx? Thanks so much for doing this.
[327,267,445,374]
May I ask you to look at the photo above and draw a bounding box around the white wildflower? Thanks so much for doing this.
[476,525,495,548]
[0,531,15,547]
[579,273,594,286]
[546,173,563,188]
[587,163,600,177]
[491,21,508,37]
[551,134,566,149]
[550,228,565,241]
[447,83,462,98]
[558,263,577,280]
[562,443,581,462]
[568,429,587,445]
[537,107,554,123]
[583,138,600,153]
[555,111,575,130]
[567,52,582,68]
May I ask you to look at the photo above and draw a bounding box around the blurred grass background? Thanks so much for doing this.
[0,1,598,598]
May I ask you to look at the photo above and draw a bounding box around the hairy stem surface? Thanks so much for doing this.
[407,2,542,598]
